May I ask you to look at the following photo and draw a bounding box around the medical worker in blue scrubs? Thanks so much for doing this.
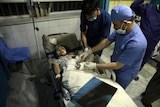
[131,0,160,70]
[80,0,111,55]
[81,5,147,89]
[131,1,160,106]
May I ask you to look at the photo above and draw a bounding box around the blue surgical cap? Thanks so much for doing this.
[111,4,134,21]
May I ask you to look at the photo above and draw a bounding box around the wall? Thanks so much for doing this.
[0,0,150,59]
[0,16,80,59]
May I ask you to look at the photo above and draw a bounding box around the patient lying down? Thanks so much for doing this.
[52,44,94,101]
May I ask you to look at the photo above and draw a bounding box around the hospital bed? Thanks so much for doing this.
[42,33,137,107]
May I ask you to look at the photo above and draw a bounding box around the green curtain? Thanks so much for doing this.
[150,0,160,4]
[100,0,110,12]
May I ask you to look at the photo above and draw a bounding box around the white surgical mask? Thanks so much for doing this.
[116,22,127,34]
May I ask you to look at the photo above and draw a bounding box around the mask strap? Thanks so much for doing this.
[157,4,160,11]
[120,22,124,29]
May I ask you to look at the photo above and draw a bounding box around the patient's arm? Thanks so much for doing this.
[53,63,61,79]
[53,61,71,100]
[54,64,61,75]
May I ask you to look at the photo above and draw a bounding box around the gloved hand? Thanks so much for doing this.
[80,49,93,61]
[75,55,81,63]
[84,62,97,69]
[84,47,89,52]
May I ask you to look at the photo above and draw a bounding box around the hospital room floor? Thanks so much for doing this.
[6,44,160,107]
[6,59,64,107]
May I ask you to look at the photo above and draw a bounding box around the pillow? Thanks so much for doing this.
[42,33,82,59]
[49,38,57,45]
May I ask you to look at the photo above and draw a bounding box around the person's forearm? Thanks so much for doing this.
[96,61,124,70]
[92,38,111,53]
[54,64,61,75]
[81,32,88,48]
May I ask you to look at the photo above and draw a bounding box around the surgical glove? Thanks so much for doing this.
[75,55,81,63]
[80,49,93,61]
[84,47,89,52]
[84,62,96,69]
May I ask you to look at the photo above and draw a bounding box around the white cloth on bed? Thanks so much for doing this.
[62,62,138,107]
[53,54,137,107]
[53,54,94,71]
[53,55,74,69]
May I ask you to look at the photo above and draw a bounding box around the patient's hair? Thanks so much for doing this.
[81,0,100,15]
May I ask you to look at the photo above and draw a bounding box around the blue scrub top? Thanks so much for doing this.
[108,24,147,88]
[80,9,111,47]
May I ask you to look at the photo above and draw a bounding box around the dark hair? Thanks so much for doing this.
[81,0,100,15]
[128,16,136,21]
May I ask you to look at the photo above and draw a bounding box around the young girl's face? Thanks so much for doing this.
[56,46,67,56]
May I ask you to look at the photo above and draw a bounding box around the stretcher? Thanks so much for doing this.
[42,33,137,107]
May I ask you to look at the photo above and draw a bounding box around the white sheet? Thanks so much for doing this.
[62,66,138,107]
